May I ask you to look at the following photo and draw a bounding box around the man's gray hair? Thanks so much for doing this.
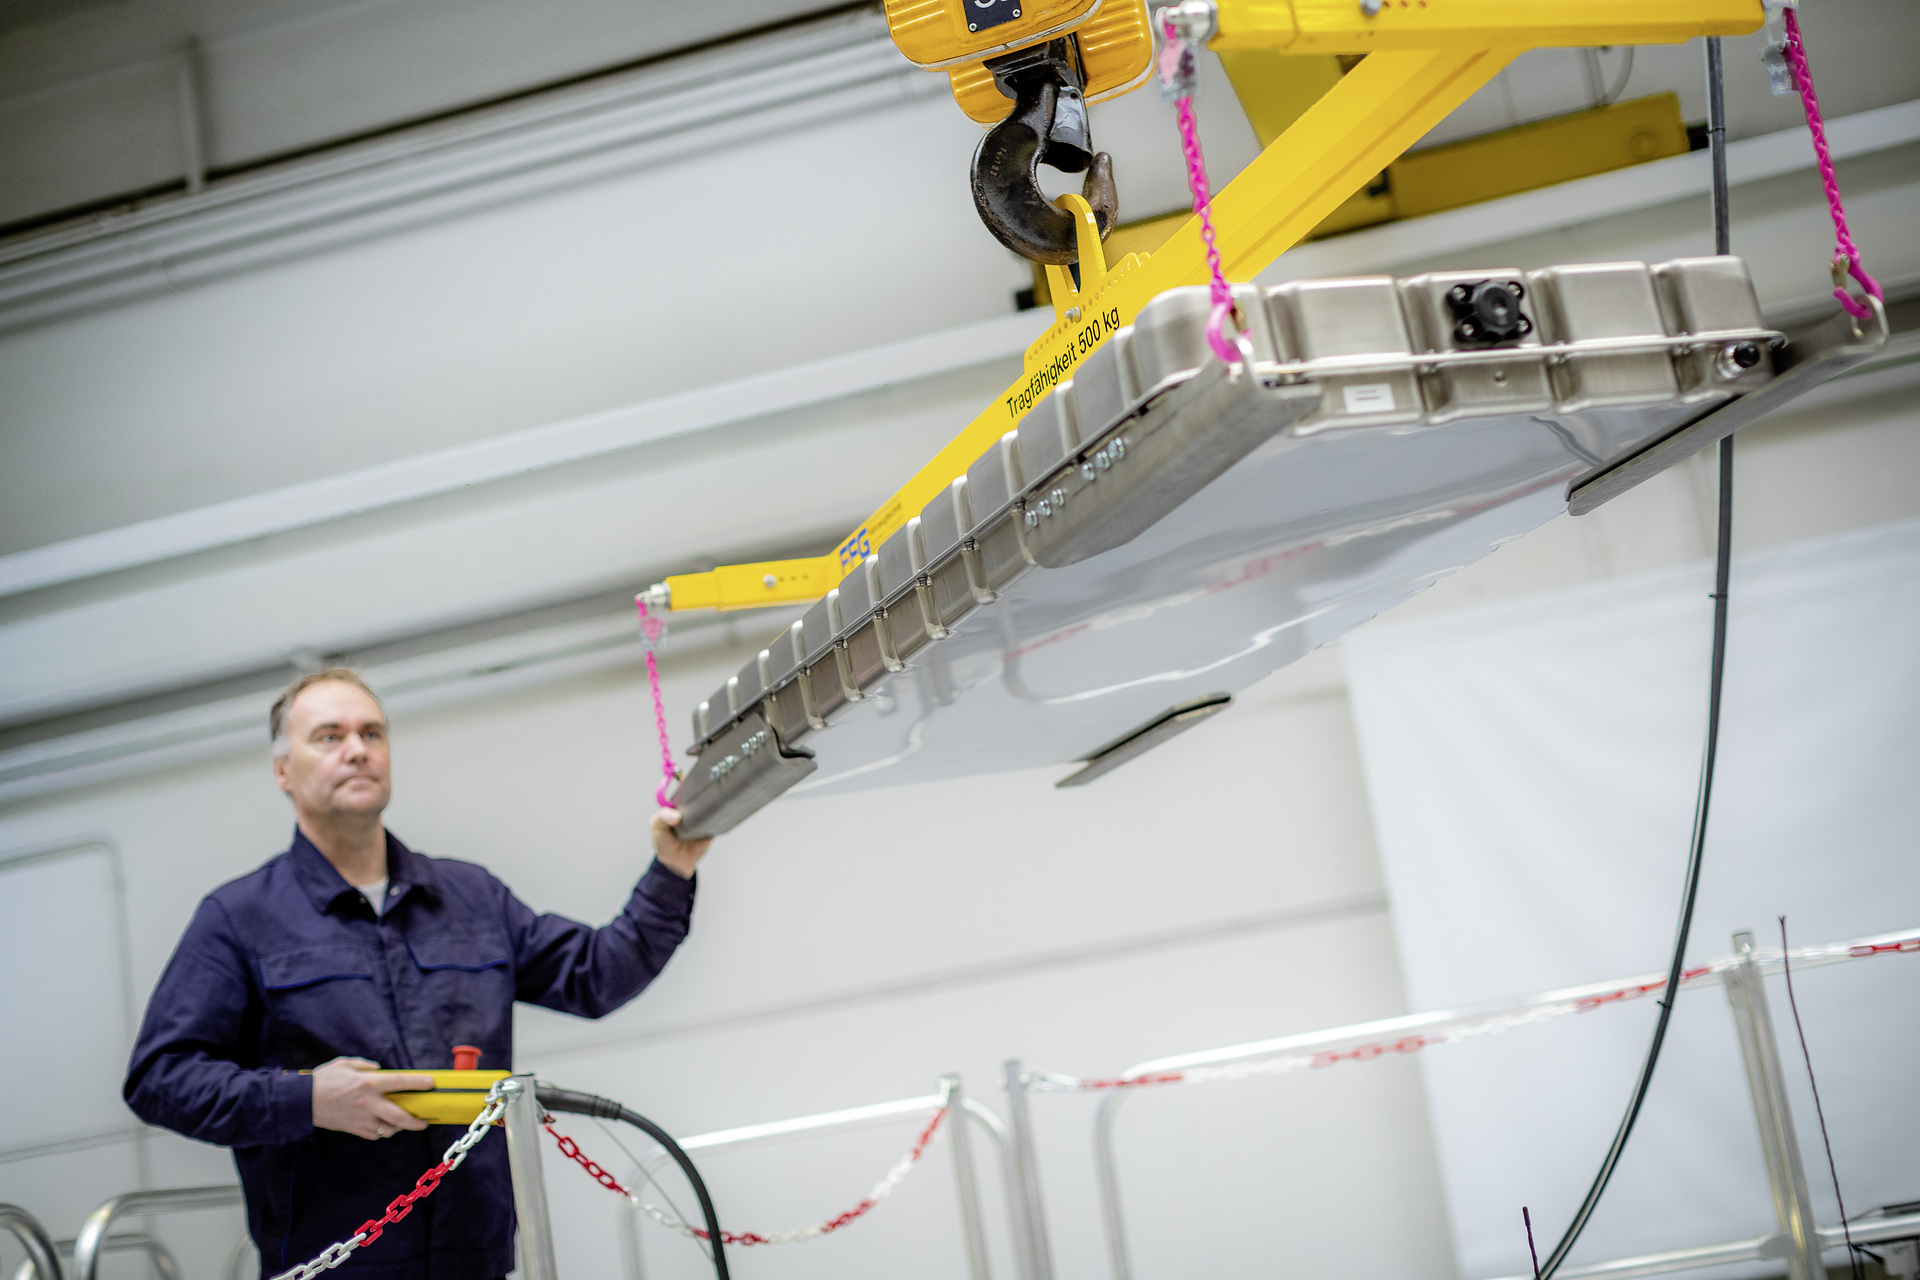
[269,668,385,758]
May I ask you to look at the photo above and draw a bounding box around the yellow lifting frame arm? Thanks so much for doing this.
[664,0,1763,613]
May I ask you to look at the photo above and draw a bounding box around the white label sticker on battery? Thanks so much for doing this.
[1343,383,1396,412]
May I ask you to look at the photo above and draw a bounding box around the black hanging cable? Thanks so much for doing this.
[538,1085,731,1280]
[1535,39,1735,1279]
[1537,436,1730,1278]
[1707,37,1731,258]
[1779,917,1866,1280]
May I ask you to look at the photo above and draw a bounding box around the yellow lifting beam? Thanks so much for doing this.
[664,0,1763,613]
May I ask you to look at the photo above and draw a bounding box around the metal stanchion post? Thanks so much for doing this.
[1002,1059,1054,1280]
[502,1075,561,1280]
[0,1204,64,1280]
[616,1194,646,1280]
[944,1075,993,1280]
[1723,932,1824,1280]
[964,1100,1034,1280]
[1093,1091,1135,1280]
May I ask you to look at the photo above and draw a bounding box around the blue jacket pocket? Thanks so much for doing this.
[259,945,376,991]
[406,934,509,973]
[257,945,388,1066]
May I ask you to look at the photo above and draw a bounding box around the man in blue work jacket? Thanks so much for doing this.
[124,668,711,1279]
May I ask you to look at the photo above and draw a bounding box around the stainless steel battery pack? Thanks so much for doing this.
[667,255,1886,839]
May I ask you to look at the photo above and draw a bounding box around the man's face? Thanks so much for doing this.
[273,681,392,822]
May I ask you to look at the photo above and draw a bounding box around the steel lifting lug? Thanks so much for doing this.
[970,38,1118,265]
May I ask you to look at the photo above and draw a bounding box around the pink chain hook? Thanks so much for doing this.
[1781,7,1881,320]
[635,597,677,809]
[1160,8,1242,368]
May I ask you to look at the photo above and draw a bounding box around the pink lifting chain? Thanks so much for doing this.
[1781,7,1882,319]
[635,598,677,809]
[1158,5,1241,367]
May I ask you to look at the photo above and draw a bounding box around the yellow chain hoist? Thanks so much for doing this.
[883,0,1157,262]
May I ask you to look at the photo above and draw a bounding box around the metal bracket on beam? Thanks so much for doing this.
[1056,694,1233,788]
[1569,296,1889,516]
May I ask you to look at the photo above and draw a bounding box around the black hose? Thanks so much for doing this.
[1537,434,1730,1279]
[537,1085,730,1280]
[1537,54,1737,1272]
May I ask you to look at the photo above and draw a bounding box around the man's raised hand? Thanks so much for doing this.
[312,1056,432,1140]
[651,808,712,879]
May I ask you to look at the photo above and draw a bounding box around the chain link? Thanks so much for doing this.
[1846,937,1919,957]
[635,599,678,809]
[1158,2,1242,369]
[1778,7,1883,320]
[1024,932,1919,1094]
[267,1085,506,1280]
[546,1124,629,1195]
[266,931,1917,1273]
[550,1103,949,1247]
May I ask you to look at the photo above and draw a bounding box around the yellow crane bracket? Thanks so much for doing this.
[1211,0,1761,51]
[661,0,1764,614]
[664,557,843,612]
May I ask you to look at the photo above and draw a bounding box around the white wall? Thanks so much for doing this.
[1350,519,1920,1280]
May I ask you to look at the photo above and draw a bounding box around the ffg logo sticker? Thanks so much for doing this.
[965,0,1022,33]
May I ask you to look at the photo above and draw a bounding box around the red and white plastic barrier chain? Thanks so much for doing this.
[267,1085,507,1280]
[1022,927,1919,1094]
[1769,4,1883,320]
[635,597,678,809]
[550,1106,950,1247]
[237,929,1917,1276]
[1158,2,1245,369]
[268,1092,948,1275]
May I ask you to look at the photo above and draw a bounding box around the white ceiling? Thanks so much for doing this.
[2,0,1917,235]
[0,0,849,227]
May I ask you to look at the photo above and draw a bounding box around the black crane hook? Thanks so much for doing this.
[970,39,1119,265]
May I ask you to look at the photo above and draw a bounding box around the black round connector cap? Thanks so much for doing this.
[1471,282,1523,339]
[1730,341,1762,369]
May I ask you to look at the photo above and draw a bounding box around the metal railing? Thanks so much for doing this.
[1482,1209,1920,1280]
[65,1186,241,1280]
[29,926,1910,1280]
[9,1234,182,1280]
[990,925,1918,1280]
[1,1205,63,1280]
[220,1229,254,1280]
[20,1080,1020,1280]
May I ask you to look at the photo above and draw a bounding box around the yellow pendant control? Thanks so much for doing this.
[376,1069,512,1125]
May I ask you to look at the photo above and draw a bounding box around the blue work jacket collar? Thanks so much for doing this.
[286,825,437,917]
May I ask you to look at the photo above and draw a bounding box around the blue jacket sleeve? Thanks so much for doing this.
[123,897,313,1148]
[507,859,696,1018]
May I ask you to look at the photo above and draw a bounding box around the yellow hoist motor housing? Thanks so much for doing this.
[885,0,1158,124]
